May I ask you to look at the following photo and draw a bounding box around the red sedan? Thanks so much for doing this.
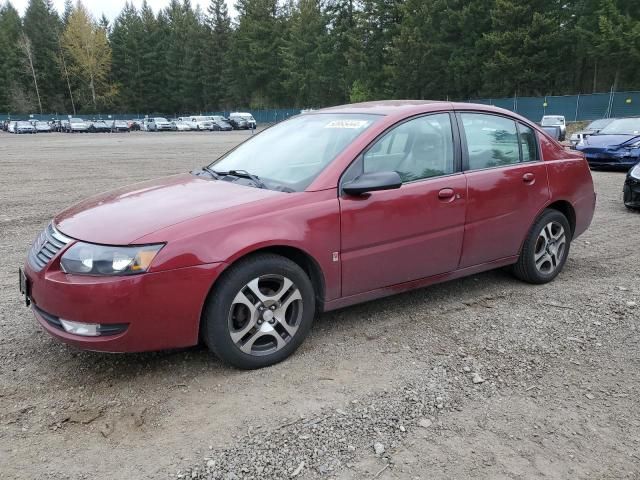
[20,101,596,369]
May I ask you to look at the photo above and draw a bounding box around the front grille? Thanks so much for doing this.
[28,223,72,271]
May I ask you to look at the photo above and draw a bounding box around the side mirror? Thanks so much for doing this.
[343,171,403,196]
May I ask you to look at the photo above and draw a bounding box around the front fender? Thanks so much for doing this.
[141,190,342,301]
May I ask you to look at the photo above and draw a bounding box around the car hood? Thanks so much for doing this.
[581,134,639,149]
[55,173,283,245]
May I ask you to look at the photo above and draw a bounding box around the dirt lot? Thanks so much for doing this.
[1,132,639,480]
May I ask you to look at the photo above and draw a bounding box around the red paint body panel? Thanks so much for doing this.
[55,174,284,245]
[339,174,467,296]
[25,260,224,352]
[25,101,596,353]
[460,162,550,268]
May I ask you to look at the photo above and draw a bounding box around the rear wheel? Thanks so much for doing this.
[512,209,571,284]
[201,254,315,369]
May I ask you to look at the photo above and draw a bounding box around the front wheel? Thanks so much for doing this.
[201,254,315,369]
[512,209,572,284]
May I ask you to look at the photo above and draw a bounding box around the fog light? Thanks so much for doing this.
[59,319,100,336]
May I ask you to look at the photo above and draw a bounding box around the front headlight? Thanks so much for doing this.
[60,243,164,276]
[630,163,640,179]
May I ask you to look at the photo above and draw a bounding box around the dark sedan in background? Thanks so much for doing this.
[624,162,640,210]
[576,117,640,169]
[88,120,112,133]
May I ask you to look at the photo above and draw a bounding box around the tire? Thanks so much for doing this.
[201,253,315,369]
[512,209,572,284]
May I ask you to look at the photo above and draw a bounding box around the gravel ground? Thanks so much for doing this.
[1,132,638,480]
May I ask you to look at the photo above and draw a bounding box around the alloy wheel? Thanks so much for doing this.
[534,221,567,274]
[227,274,303,356]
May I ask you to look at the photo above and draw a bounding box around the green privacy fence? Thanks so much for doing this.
[3,93,640,123]
[0,108,302,123]
[468,91,640,122]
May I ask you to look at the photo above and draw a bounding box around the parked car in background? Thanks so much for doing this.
[64,118,89,133]
[111,120,130,133]
[188,116,215,131]
[541,115,566,141]
[623,162,640,210]
[172,120,192,131]
[7,121,17,133]
[227,116,249,130]
[541,126,561,140]
[20,101,596,369]
[229,112,257,130]
[88,120,111,133]
[129,119,143,131]
[229,112,257,129]
[146,117,175,132]
[33,121,52,133]
[570,118,614,147]
[209,116,233,131]
[14,121,36,134]
[576,117,640,169]
[178,117,199,130]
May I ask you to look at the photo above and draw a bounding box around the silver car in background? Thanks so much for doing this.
[541,115,566,141]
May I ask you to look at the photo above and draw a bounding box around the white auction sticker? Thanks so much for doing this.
[325,120,370,129]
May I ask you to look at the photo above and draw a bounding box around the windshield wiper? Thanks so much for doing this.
[202,165,221,179]
[211,169,268,189]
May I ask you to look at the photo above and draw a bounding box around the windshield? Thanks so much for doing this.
[598,118,640,135]
[70,118,84,123]
[208,113,380,192]
[17,121,31,126]
[155,118,168,122]
[541,116,564,126]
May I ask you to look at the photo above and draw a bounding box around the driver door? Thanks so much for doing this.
[339,113,467,297]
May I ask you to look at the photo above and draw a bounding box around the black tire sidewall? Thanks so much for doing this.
[202,254,315,369]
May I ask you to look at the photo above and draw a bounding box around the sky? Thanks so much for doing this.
[8,0,236,20]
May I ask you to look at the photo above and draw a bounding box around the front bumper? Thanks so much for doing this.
[23,259,225,352]
[624,176,640,208]
[581,150,639,168]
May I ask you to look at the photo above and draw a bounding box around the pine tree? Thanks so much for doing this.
[23,0,64,111]
[204,0,233,110]
[111,2,145,112]
[231,0,287,107]
[280,0,334,107]
[0,3,32,113]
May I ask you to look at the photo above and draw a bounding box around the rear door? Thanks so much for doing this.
[457,112,550,268]
[339,112,467,297]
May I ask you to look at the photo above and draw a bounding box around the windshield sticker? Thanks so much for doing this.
[325,120,371,129]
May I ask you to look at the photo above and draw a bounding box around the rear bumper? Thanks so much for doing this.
[24,261,226,352]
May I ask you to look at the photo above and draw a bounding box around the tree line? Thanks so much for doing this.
[0,0,639,115]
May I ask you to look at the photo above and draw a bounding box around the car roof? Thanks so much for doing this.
[315,100,534,121]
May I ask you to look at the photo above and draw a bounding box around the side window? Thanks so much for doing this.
[363,113,455,182]
[461,113,519,170]
[518,123,539,162]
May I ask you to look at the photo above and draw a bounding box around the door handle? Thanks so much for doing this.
[438,188,456,201]
[522,173,535,184]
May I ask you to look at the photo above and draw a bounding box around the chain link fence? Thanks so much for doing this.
[468,91,640,122]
